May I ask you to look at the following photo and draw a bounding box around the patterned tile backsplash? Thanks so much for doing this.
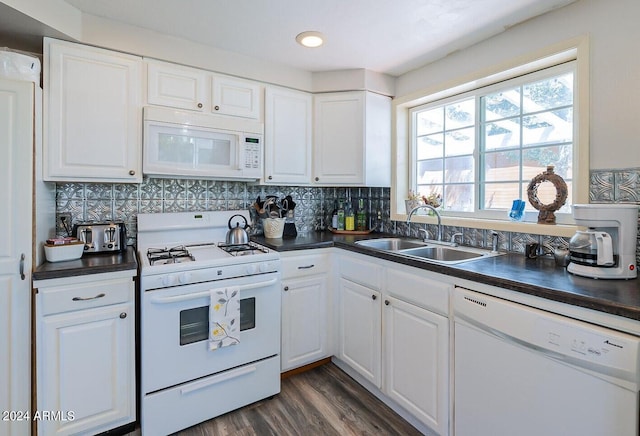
[55,168,640,262]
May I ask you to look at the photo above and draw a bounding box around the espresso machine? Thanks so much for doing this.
[567,204,638,279]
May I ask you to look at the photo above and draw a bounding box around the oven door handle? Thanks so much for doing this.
[149,277,278,304]
[180,364,257,395]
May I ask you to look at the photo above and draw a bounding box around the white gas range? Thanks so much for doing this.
[137,211,281,436]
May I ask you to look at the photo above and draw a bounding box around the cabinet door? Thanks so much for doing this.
[211,75,261,119]
[383,296,449,435]
[147,60,207,111]
[264,86,312,184]
[338,278,381,387]
[281,275,329,371]
[44,38,142,183]
[38,302,135,436]
[313,92,364,185]
[0,78,32,436]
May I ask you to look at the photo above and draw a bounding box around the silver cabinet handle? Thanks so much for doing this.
[283,286,289,291]
[19,253,25,280]
[119,312,127,319]
[214,105,220,111]
[72,293,105,301]
[297,264,315,270]
[197,102,203,109]
[385,300,390,306]
[129,170,136,176]
[372,294,377,300]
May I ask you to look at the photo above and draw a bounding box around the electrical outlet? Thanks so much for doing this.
[56,213,73,236]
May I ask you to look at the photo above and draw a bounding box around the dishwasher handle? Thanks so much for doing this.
[149,277,278,304]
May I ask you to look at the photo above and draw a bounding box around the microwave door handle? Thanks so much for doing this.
[149,277,278,304]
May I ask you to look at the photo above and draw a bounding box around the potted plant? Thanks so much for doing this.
[405,191,423,214]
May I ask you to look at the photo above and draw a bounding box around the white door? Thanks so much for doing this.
[147,60,207,111]
[338,278,381,387]
[39,302,134,436]
[211,75,261,119]
[264,86,312,185]
[281,275,329,371]
[0,78,33,436]
[313,92,364,185]
[44,38,142,183]
[384,296,449,435]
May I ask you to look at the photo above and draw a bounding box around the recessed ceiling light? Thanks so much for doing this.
[296,31,324,48]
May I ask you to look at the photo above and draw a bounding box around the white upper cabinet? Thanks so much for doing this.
[313,91,391,186]
[264,86,313,185]
[147,60,207,111]
[211,75,261,120]
[146,59,262,120]
[44,38,143,183]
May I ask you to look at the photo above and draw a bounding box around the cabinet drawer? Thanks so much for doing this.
[386,267,449,316]
[38,277,133,316]
[281,253,329,279]
[340,254,383,290]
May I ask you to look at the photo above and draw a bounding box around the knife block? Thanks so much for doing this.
[283,222,297,238]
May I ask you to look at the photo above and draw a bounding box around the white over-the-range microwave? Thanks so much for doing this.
[143,106,263,180]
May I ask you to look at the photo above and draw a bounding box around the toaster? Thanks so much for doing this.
[73,221,127,253]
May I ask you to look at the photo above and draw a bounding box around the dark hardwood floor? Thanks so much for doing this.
[135,362,424,435]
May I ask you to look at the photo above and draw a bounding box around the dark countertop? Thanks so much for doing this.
[253,232,640,321]
[33,246,138,281]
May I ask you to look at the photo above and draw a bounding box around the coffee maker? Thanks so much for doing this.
[567,204,638,279]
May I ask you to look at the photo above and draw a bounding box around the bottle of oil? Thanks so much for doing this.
[345,200,355,231]
[356,198,367,231]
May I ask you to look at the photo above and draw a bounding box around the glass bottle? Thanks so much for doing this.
[331,200,338,229]
[337,200,345,231]
[356,198,367,231]
[345,200,355,231]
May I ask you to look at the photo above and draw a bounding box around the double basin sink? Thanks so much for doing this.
[354,237,502,265]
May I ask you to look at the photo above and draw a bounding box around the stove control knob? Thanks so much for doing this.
[161,275,175,286]
[179,272,191,284]
[246,264,258,275]
[259,262,269,273]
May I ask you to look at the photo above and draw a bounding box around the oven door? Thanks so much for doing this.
[141,272,280,394]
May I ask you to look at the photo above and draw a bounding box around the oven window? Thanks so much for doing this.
[179,297,256,346]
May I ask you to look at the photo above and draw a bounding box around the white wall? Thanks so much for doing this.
[395,0,640,170]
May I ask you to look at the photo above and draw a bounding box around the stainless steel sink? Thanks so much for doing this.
[354,237,502,264]
[354,238,427,251]
[399,246,487,264]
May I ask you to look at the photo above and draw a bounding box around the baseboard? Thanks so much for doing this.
[280,357,332,379]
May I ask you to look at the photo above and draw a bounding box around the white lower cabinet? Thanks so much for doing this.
[35,271,136,436]
[337,252,450,435]
[383,295,449,434]
[280,250,332,371]
[338,278,382,387]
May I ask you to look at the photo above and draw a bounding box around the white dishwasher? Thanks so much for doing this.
[453,286,640,436]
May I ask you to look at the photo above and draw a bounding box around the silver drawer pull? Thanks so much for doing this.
[72,293,106,301]
[297,264,315,270]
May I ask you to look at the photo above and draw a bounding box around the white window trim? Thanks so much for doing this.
[391,36,590,238]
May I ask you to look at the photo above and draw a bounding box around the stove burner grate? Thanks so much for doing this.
[147,245,195,265]
[217,242,269,256]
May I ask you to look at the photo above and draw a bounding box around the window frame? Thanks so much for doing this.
[391,39,589,237]
[408,61,576,223]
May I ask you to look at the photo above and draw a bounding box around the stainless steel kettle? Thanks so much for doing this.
[226,214,250,245]
[568,229,614,266]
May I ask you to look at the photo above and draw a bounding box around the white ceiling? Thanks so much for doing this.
[59,0,574,76]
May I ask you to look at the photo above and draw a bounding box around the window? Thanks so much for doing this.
[410,62,575,221]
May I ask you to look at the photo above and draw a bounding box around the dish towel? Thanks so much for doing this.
[209,286,240,351]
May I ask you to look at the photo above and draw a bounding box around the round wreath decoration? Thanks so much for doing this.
[526,165,568,225]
